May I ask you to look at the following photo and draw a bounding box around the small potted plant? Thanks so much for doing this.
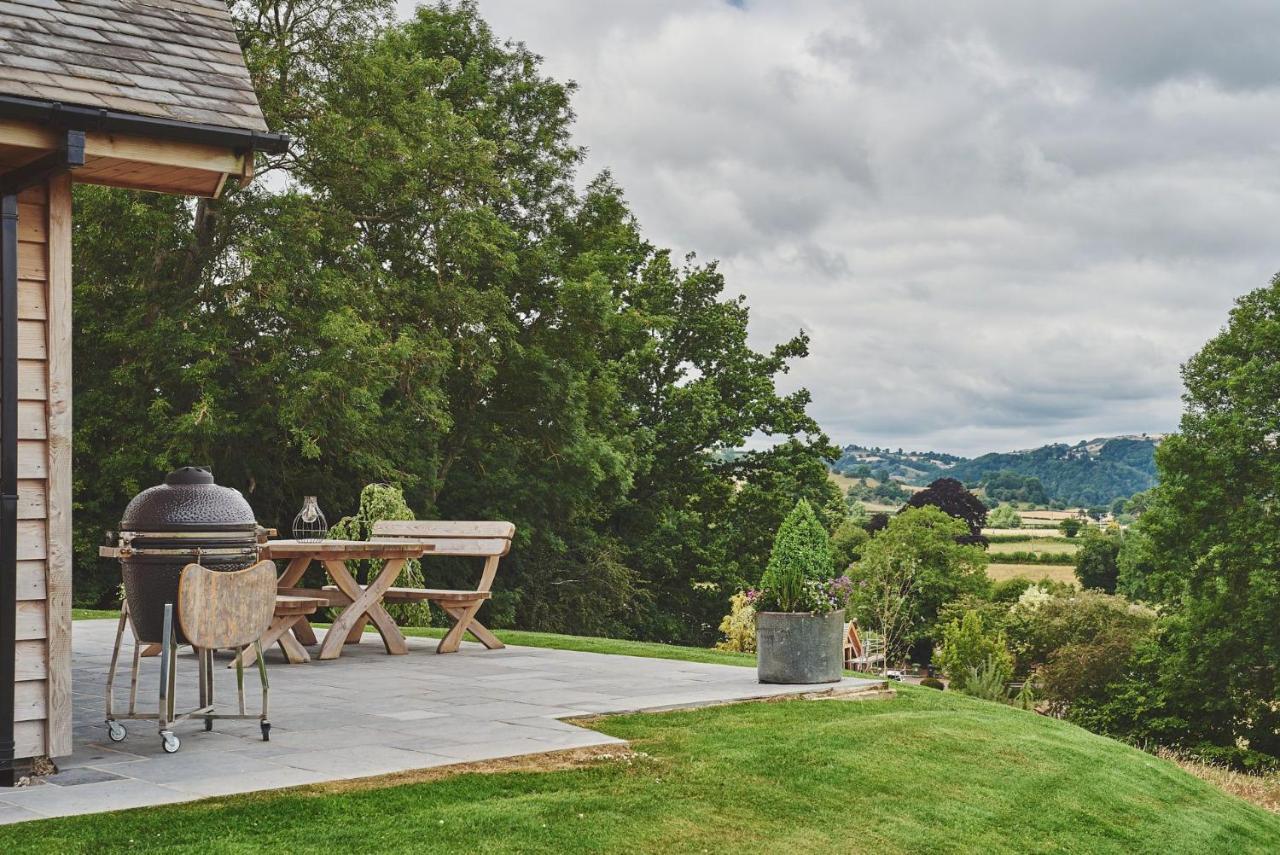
[752,500,852,684]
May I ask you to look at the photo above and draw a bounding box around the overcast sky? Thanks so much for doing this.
[397,1,1279,455]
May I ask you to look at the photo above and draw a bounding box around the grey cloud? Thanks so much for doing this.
[397,1,1277,455]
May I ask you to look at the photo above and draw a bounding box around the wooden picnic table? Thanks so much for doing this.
[259,539,434,661]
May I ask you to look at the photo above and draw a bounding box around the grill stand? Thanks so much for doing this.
[104,601,270,753]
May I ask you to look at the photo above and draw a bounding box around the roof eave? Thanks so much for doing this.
[0,95,289,156]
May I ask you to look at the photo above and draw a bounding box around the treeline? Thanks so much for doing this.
[831,438,1158,507]
[979,470,1048,505]
[70,0,840,644]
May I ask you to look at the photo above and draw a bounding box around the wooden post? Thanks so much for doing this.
[44,174,71,757]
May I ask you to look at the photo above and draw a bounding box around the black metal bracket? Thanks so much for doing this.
[0,129,85,196]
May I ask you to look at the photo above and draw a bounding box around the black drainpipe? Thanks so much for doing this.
[0,192,15,788]
[0,131,84,786]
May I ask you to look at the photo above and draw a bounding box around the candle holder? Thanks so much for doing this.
[292,496,327,542]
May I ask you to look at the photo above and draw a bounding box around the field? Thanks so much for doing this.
[8,628,1279,853]
[827,471,864,492]
[1019,509,1084,522]
[827,472,904,513]
[984,527,1066,538]
[988,538,1080,556]
[986,562,1078,585]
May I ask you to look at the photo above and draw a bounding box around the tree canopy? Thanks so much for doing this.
[903,478,988,543]
[71,0,838,644]
[1117,275,1280,757]
[850,506,990,657]
[1074,528,1121,593]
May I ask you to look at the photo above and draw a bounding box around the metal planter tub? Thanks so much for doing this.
[756,610,845,684]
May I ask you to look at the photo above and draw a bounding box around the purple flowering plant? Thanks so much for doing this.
[754,574,856,615]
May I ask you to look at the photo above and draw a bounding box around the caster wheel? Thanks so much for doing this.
[161,732,180,754]
[260,721,271,742]
[106,721,127,743]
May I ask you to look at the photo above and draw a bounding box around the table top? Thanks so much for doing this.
[259,539,435,559]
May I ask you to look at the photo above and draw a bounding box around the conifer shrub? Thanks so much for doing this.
[757,500,834,612]
[716,591,756,653]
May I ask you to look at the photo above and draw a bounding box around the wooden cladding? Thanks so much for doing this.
[7,178,72,758]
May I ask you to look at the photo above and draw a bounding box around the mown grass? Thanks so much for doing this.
[6,681,1277,853]
[71,608,120,621]
[33,618,1280,852]
[395,625,758,667]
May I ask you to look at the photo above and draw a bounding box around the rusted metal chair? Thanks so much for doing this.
[105,560,277,753]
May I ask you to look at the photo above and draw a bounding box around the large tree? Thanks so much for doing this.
[1123,274,1280,756]
[849,506,990,660]
[71,1,836,643]
[903,477,989,544]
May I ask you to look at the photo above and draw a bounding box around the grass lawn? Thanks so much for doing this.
[71,608,121,621]
[20,619,1280,852]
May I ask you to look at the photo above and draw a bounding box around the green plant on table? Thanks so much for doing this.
[328,483,431,626]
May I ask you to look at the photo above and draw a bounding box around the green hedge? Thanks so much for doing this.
[988,551,1076,565]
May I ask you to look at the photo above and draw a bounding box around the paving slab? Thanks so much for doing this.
[0,804,50,825]
[0,618,882,823]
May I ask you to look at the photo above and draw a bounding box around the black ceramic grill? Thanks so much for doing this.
[110,467,261,643]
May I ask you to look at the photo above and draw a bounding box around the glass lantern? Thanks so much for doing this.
[292,496,328,542]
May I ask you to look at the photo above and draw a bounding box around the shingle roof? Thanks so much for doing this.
[0,0,267,132]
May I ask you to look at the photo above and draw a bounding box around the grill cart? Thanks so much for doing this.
[99,468,277,753]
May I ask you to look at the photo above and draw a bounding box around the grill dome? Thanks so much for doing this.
[121,466,256,532]
[116,467,262,642]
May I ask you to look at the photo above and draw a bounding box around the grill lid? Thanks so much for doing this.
[120,466,257,533]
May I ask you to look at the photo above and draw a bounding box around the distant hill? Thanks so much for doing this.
[830,444,962,483]
[946,436,1160,507]
[831,435,1162,507]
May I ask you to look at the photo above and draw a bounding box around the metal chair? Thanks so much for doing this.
[105,560,277,753]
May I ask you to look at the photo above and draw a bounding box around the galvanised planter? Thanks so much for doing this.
[756,609,844,684]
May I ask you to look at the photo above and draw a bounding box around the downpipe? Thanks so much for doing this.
[0,194,17,787]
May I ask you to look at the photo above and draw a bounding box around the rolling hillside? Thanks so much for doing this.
[945,436,1159,506]
[832,435,1161,507]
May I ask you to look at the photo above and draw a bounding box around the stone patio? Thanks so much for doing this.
[0,619,881,824]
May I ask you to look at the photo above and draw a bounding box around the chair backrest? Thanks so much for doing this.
[178,560,277,650]
[371,520,515,558]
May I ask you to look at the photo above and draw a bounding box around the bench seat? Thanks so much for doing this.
[319,585,491,605]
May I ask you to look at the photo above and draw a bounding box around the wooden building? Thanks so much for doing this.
[0,0,285,780]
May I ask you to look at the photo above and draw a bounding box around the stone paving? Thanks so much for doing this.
[0,619,880,823]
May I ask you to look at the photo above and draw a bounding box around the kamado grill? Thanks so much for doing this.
[109,466,264,643]
[101,466,278,753]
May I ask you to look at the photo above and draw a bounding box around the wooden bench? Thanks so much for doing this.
[233,594,327,668]
[368,520,515,654]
